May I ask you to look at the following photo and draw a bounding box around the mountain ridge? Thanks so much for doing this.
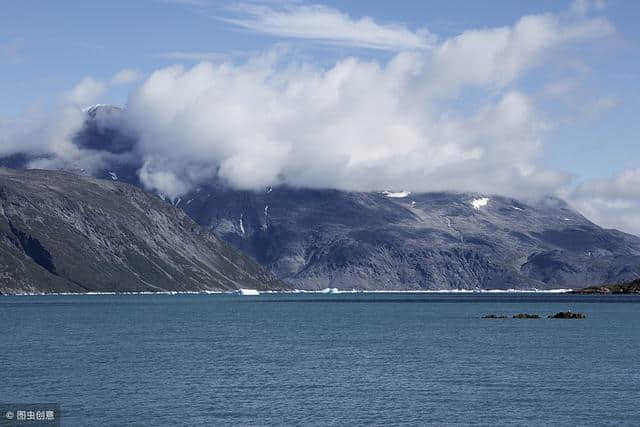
[0,168,286,294]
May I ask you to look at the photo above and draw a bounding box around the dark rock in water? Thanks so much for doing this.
[549,311,586,319]
[482,314,507,319]
[513,313,540,319]
[0,168,287,295]
[572,279,640,294]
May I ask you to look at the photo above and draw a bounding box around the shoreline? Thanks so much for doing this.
[1,288,575,297]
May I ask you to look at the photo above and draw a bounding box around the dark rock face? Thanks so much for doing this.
[3,104,640,291]
[549,311,586,319]
[0,168,286,294]
[513,313,540,319]
[74,105,137,154]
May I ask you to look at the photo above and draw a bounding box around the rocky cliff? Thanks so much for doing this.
[0,168,285,294]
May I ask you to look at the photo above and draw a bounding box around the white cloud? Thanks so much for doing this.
[569,169,640,235]
[420,13,613,96]
[223,3,435,51]
[111,68,141,85]
[115,8,612,198]
[571,0,607,16]
[123,59,554,197]
[64,76,107,107]
[0,77,122,173]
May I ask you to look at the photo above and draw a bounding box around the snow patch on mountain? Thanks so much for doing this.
[382,190,411,198]
[471,197,489,210]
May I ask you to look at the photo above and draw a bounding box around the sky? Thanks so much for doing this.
[1,0,640,234]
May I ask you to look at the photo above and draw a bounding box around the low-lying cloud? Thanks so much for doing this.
[568,170,640,235]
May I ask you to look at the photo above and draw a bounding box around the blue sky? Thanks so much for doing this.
[1,0,640,233]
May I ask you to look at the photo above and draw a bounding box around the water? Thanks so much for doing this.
[2,293,639,426]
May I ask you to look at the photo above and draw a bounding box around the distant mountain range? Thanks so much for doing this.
[0,168,285,294]
[2,104,640,292]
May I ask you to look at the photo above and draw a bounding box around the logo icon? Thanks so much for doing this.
[5,411,15,420]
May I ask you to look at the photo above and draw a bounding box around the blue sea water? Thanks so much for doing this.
[1,293,639,426]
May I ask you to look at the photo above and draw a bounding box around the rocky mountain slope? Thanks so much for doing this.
[0,168,285,294]
[180,185,640,290]
[4,104,640,290]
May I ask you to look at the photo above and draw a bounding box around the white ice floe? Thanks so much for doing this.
[108,171,118,181]
[236,289,260,296]
[319,287,340,294]
[382,190,411,198]
[511,206,523,211]
[471,197,489,210]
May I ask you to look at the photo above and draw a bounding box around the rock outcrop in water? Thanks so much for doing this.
[549,311,586,319]
[513,313,540,319]
[0,168,286,294]
[571,279,640,294]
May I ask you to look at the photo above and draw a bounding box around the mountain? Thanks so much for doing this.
[4,104,640,290]
[179,186,640,290]
[0,168,286,294]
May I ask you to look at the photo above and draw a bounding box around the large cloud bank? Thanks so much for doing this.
[123,11,610,198]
